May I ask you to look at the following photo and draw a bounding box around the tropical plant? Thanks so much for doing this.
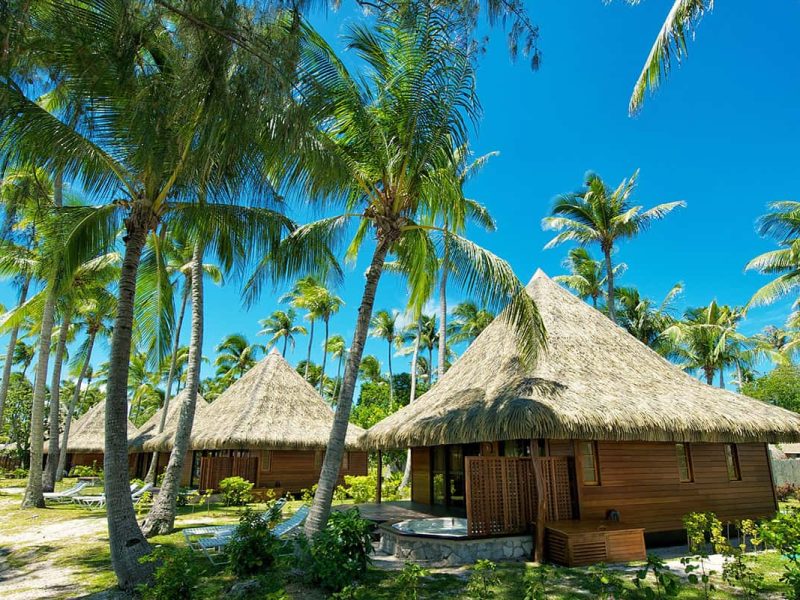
[358,355,384,384]
[628,0,714,114]
[448,301,495,344]
[543,170,684,323]
[616,283,682,355]
[325,334,347,405]
[259,309,306,357]
[214,334,264,382]
[370,310,400,410]
[1,1,304,583]
[663,301,750,386]
[554,247,625,309]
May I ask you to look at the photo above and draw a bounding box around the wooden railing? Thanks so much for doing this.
[465,456,573,537]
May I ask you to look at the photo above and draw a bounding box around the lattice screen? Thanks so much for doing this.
[465,456,573,536]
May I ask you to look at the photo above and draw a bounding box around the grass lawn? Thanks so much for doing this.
[0,480,796,599]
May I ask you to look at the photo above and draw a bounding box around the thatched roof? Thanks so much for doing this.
[189,349,365,450]
[129,389,210,452]
[44,400,141,454]
[365,270,800,449]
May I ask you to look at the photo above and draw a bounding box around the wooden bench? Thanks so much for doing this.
[544,520,646,566]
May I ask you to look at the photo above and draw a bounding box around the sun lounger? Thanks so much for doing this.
[197,503,308,565]
[183,498,286,551]
[73,483,151,509]
[43,481,90,503]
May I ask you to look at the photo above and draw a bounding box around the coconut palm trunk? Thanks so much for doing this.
[319,316,329,396]
[387,336,394,412]
[141,243,204,537]
[144,278,190,485]
[57,328,96,480]
[305,241,389,537]
[438,236,448,379]
[43,308,72,491]
[0,276,30,429]
[304,319,315,379]
[703,366,714,386]
[399,315,422,490]
[21,282,57,508]
[104,211,155,588]
[719,369,725,389]
[603,245,616,323]
[332,350,344,406]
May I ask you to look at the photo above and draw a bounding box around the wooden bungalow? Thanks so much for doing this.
[365,270,800,565]
[145,349,368,495]
[128,390,211,485]
[44,400,143,475]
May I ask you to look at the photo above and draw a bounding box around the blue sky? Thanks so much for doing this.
[2,0,799,385]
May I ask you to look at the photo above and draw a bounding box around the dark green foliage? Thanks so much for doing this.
[630,554,682,598]
[305,508,373,592]
[397,562,429,600]
[760,507,800,598]
[584,563,626,599]
[2,373,33,465]
[219,476,254,506]
[350,374,429,429]
[743,365,800,413]
[466,559,501,599]
[226,509,280,578]
[139,548,205,600]
[522,564,555,600]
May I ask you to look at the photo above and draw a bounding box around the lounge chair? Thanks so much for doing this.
[73,483,152,509]
[197,503,308,565]
[43,480,90,503]
[183,498,286,551]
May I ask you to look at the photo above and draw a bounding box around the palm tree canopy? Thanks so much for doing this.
[448,301,495,344]
[258,308,307,351]
[543,170,685,253]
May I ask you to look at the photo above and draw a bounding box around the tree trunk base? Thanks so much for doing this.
[21,492,45,509]
[140,514,175,538]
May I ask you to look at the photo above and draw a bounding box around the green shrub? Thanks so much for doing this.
[9,467,28,479]
[306,508,373,591]
[631,554,682,598]
[69,464,100,478]
[299,484,317,504]
[226,508,280,578]
[343,472,403,503]
[758,508,800,599]
[219,476,254,506]
[466,559,500,599]
[584,564,625,600]
[139,547,204,600]
[522,565,555,600]
[397,562,428,600]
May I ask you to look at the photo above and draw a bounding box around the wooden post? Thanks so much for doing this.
[376,450,383,504]
[531,452,548,563]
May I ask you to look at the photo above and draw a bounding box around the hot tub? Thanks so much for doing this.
[392,517,468,538]
[379,518,532,566]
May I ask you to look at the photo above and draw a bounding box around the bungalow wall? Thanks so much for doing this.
[130,451,194,487]
[410,440,777,533]
[197,448,368,495]
[66,452,140,477]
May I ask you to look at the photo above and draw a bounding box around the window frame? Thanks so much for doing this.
[724,443,742,481]
[578,440,600,486]
[675,443,694,483]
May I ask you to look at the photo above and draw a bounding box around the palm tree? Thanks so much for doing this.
[418,314,439,384]
[313,288,343,396]
[747,201,800,308]
[127,352,164,426]
[214,334,265,381]
[554,247,626,309]
[543,170,684,323]
[11,340,35,378]
[448,302,495,345]
[252,7,543,538]
[259,309,307,357]
[663,301,748,386]
[399,312,424,490]
[628,0,714,114]
[325,334,347,405]
[283,276,323,380]
[56,287,115,480]
[370,310,400,410]
[616,283,682,356]
[2,2,303,583]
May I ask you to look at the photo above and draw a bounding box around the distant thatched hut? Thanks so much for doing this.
[365,271,800,565]
[44,400,143,475]
[147,349,367,494]
[128,390,211,485]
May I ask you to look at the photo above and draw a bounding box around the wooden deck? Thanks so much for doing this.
[544,520,646,566]
[335,501,465,523]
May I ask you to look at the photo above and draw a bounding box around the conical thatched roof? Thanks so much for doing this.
[45,400,141,454]
[189,349,365,450]
[129,389,210,452]
[365,270,800,449]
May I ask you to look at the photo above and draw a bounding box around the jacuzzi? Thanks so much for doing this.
[379,517,532,566]
[392,517,468,538]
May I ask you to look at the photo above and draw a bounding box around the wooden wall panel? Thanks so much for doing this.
[576,441,777,532]
[411,447,431,504]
